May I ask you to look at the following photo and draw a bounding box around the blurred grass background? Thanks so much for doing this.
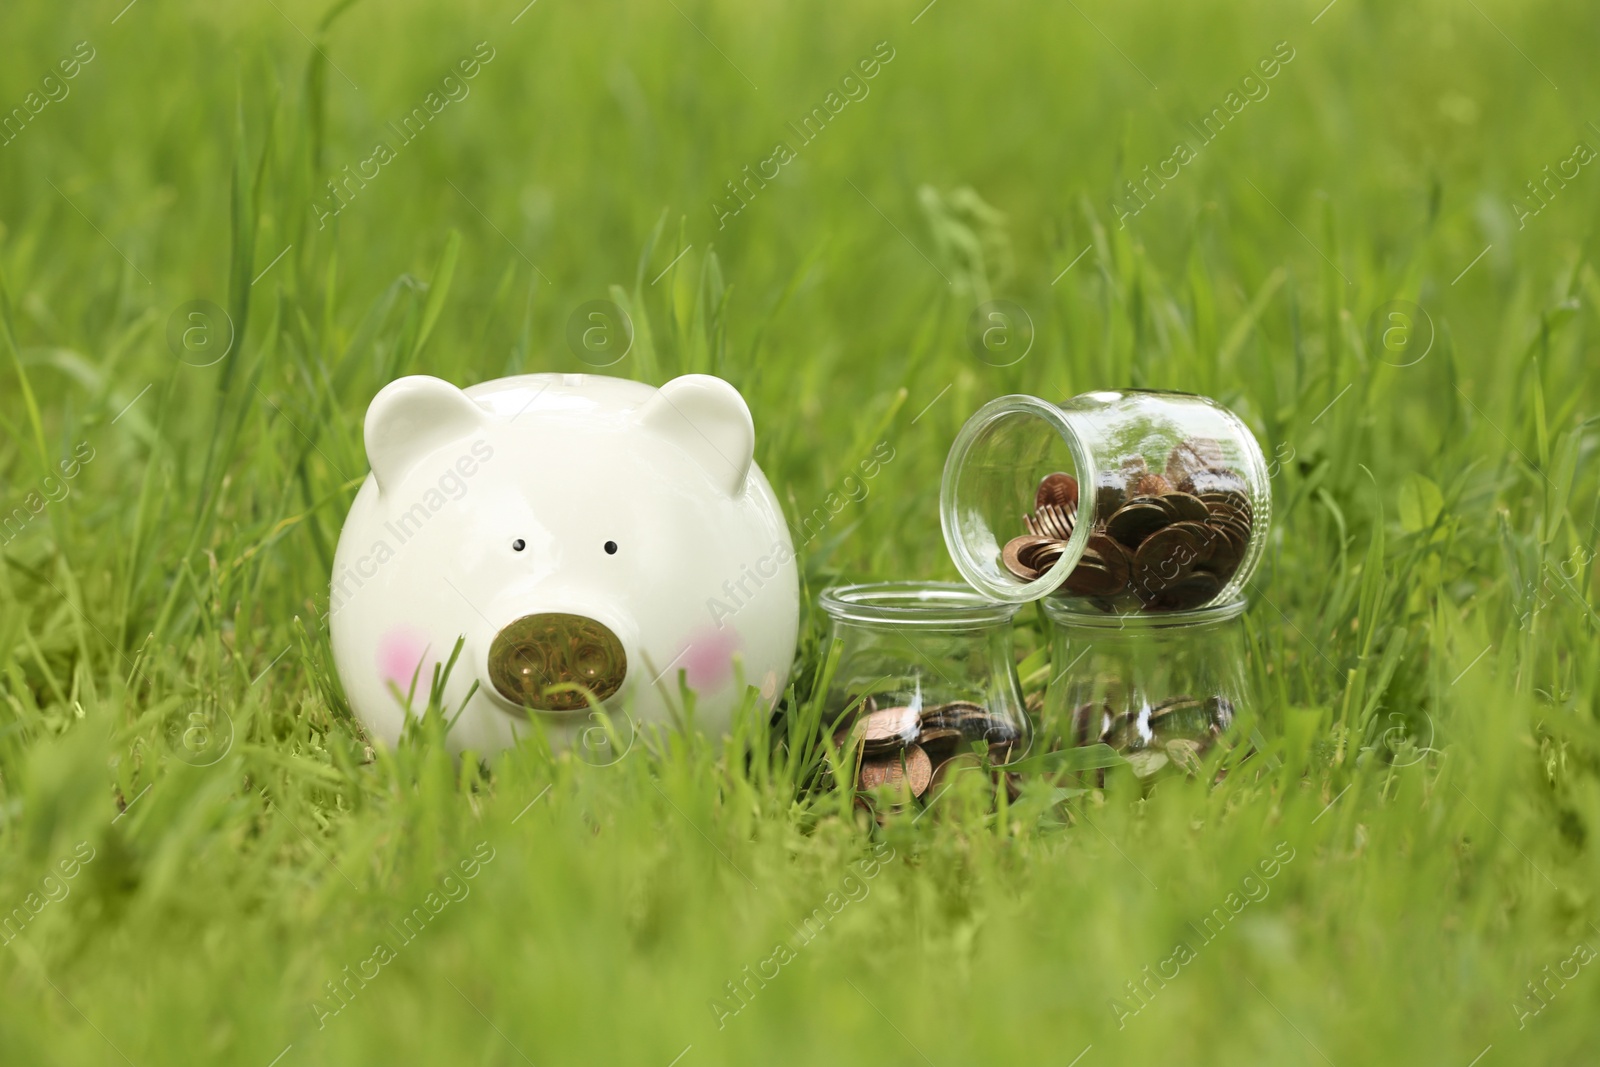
[2,0,1599,1063]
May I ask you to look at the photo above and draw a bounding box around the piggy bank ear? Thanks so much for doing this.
[637,374,755,495]
[364,376,487,494]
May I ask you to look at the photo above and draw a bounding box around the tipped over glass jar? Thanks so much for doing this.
[940,389,1270,613]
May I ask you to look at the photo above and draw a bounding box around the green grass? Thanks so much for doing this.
[2,0,1599,1063]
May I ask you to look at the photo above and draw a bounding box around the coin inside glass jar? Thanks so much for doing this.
[1034,472,1079,512]
[854,705,920,753]
[1002,438,1258,614]
[858,743,932,797]
[840,698,1026,819]
[1106,500,1172,549]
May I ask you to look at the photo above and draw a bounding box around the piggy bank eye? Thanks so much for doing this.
[604,541,618,555]
[512,538,526,552]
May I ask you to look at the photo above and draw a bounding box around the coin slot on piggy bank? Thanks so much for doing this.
[941,390,1270,615]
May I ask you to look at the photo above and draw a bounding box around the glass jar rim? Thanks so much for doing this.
[818,581,1019,627]
[1041,595,1248,629]
[939,393,1099,603]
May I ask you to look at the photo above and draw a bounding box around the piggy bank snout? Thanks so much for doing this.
[486,613,628,713]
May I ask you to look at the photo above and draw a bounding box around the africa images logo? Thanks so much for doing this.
[0,41,96,149]
[328,440,495,619]
[311,43,497,229]
[710,41,896,229]
[1112,40,1296,228]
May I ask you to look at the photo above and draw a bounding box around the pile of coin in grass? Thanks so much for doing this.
[1065,694,1235,782]
[1001,439,1255,611]
[835,698,1023,817]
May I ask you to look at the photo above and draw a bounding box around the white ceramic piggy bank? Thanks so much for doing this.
[328,372,800,756]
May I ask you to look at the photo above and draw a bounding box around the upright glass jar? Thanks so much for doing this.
[817,582,1031,813]
[940,390,1270,613]
[1040,598,1255,781]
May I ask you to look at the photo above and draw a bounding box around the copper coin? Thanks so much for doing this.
[1203,508,1249,541]
[1035,472,1079,513]
[1041,503,1076,540]
[1087,534,1131,587]
[1158,492,1210,525]
[1131,522,1210,594]
[920,700,986,724]
[919,702,989,745]
[1170,519,1219,553]
[1218,510,1251,537]
[857,754,895,791]
[861,744,934,796]
[1011,543,1062,575]
[1206,516,1252,544]
[1203,508,1252,539]
[1199,551,1242,584]
[1002,536,1051,581]
[1210,519,1251,556]
[1053,533,1129,598]
[1129,471,1173,499]
[1062,559,1122,598]
[1025,508,1074,541]
[1106,500,1173,549]
[1200,490,1252,515]
[1224,520,1255,548]
[1217,512,1253,541]
[1199,528,1245,580]
[1023,540,1068,572]
[904,743,933,796]
[856,705,919,753]
[917,726,964,762]
[935,703,988,736]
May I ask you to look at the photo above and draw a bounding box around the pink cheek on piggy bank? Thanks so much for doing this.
[681,627,743,692]
[377,625,433,691]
